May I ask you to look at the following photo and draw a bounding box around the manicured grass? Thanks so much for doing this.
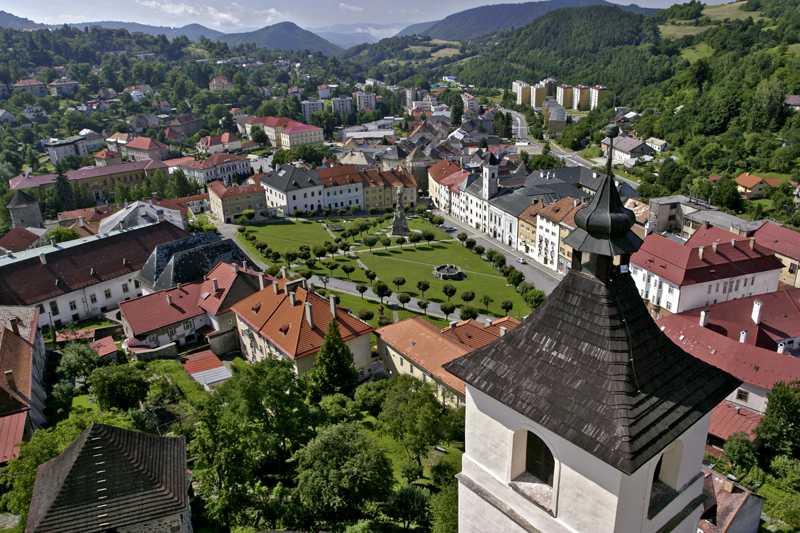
[681,42,714,63]
[360,413,464,488]
[242,219,333,251]
[71,393,95,411]
[325,288,448,330]
[61,318,116,332]
[578,146,603,159]
[703,1,765,21]
[659,24,708,39]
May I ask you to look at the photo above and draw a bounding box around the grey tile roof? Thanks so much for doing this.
[261,164,323,192]
[136,231,220,289]
[26,423,189,533]
[444,269,740,474]
[152,239,252,291]
[6,190,38,208]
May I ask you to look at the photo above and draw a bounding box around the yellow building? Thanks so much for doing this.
[207,181,266,224]
[572,84,591,111]
[531,85,548,108]
[590,85,611,110]
[556,84,573,109]
[279,124,325,150]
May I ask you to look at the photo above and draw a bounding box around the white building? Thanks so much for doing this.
[258,164,325,215]
[44,136,88,165]
[443,172,740,533]
[301,98,325,122]
[356,92,377,112]
[630,226,783,319]
[317,166,364,211]
[331,96,352,115]
[0,223,189,329]
[169,153,251,185]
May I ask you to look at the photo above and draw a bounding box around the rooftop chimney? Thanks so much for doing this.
[731,238,737,247]
[701,220,710,229]
[232,263,239,274]
[289,291,296,306]
[499,326,507,336]
[273,280,279,294]
[305,302,314,328]
[749,237,756,250]
[712,242,718,252]
[778,342,786,355]
[449,321,458,328]
[4,370,16,391]
[259,272,265,290]
[752,300,763,325]
[167,295,173,306]
[211,278,218,292]
[739,329,748,344]
[329,294,338,319]
[698,246,704,261]
[39,253,46,265]
[485,319,493,326]
[78,216,84,228]
[9,318,20,337]
[280,266,288,279]
[243,260,248,271]
[50,236,57,247]
[700,309,710,327]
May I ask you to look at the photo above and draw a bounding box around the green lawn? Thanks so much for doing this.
[60,318,116,332]
[360,413,464,488]
[71,393,95,411]
[702,0,765,21]
[681,42,714,63]
[324,288,448,330]
[241,220,334,252]
[659,24,708,39]
[579,146,603,159]
[146,360,208,409]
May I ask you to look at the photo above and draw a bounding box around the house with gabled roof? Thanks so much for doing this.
[232,278,374,379]
[259,164,324,215]
[0,226,49,253]
[124,136,169,161]
[209,75,232,91]
[25,423,192,533]
[196,132,242,154]
[167,113,203,136]
[317,165,364,211]
[734,172,782,197]
[751,221,800,287]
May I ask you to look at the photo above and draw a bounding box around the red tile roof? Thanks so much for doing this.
[120,282,205,336]
[658,313,800,390]
[56,329,95,343]
[10,159,167,190]
[753,221,800,261]
[246,116,302,128]
[197,133,240,147]
[232,281,373,359]
[0,411,27,463]
[375,316,468,394]
[13,79,44,87]
[125,136,167,151]
[182,349,224,374]
[708,401,761,442]
[94,148,120,159]
[208,181,263,199]
[163,128,184,139]
[177,153,248,171]
[735,172,772,190]
[282,124,322,134]
[317,165,364,187]
[163,156,195,168]
[57,206,113,223]
[0,227,42,253]
[631,232,783,286]
[427,160,462,184]
[0,328,34,413]
[197,262,267,316]
[90,336,117,358]
[441,316,521,349]
[0,223,190,306]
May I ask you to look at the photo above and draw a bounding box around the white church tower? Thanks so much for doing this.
[444,125,740,533]
[481,153,498,200]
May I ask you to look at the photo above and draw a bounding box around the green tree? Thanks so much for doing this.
[358,308,374,321]
[294,422,394,529]
[307,320,359,401]
[460,305,478,320]
[442,283,457,301]
[374,281,392,303]
[460,290,475,303]
[364,235,378,251]
[431,484,458,533]
[457,232,467,244]
[396,236,406,248]
[440,301,456,320]
[380,377,442,464]
[418,300,429,315]
[465,238,476,250]
[393,276,406,292]
[384,485,432,531]
[251,127,268,145]
[409,232,422,248]
[167,169,195,198]
[416,280,430,298]
[0,410,135,530]
[49,226,80,243]
[507,269,524,287]
[723,432,757,471]
[53,161,74,213]
[524,289,546,311]
[365,269,377,286]
[421,229,436,244]
[480,294,494,312]
[88,364,149,411]
[342,264,356,279]
[501,300,514,316]
[397,293,411,309]
[356,284,368,299]
[57,341,99,380]
[755,381,800,456]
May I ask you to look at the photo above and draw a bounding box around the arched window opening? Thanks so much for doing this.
[525,431,555,487]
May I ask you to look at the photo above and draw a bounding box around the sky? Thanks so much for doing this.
[5,0,733,34]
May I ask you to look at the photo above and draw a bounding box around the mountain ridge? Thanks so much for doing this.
[216,22,342,55]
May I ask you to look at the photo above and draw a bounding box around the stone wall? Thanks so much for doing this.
[132,342,178,361]
[118,507,193,533]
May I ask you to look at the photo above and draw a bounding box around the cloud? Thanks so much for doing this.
[207,6,241,26]
[138,0,202,17]
[134,0,285,28]
[339,3,364,12]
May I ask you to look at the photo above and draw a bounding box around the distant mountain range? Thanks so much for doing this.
[65,21,225,41]
[216,22,342,55]
[0,10,44,30]
[395,0,658,40]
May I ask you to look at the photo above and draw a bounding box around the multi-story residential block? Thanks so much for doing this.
[331,96,353,115]
[532,197,586,274]
[571,84,591,111]
[541,99,567,136]
[356,91,377,111]
[589,85,611,110]
[104,132,132,153]
[20,105,46,121]
[258,164,325,215]
[196,133,242,154]
[317,84,331,99]
[511,80,531,106]
[208,181,266,223]
[209,76,233,91]
[0,223,189,328]
[280,124,325,149]
[530,82,548,108]
[317,165,364,211]
[124,136,169,161]
[630,225,783,319]
[44,136,88,165]
[556,84,573,109]
[10,159,168,201]
[169,153,251,185]
[48,76,79,97]
[13,79,46,97]
[461,92,480,115]
[301,98,325,122]
[232,279,374,379]
[428,160,464,209]
[359,167,418,211]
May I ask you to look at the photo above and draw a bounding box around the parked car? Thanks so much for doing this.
[515,257,527,264]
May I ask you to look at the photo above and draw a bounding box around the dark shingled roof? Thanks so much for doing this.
[444,170,740,475]
[151,239,252,291]
[26,423,189,533]
[136,231,220,290]
[6,190,39,208]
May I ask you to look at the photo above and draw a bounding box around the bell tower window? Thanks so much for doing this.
[526,432,555,486]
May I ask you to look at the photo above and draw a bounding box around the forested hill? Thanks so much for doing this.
[60,21,224,42]
[0,11,44,30]
[396,0,659,41]
[454,6,665,93]
[217,22,342,55]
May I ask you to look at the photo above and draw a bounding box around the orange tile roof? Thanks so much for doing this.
[0,411,27,463]
[0,328,34,414]
[441,316,521,349]
[208,181,263,199]
[94,148,120,159]
[538,197,585,226]
[197,262,267,316]
[125,136,167,151]
[0,227,42,253]
[735,172,765,190]
[708,401,762,442]
[182,349,224,374]
[90,336,117,358]
[317,165,364,187]
[232,281,373,359]
[57,205,113,223]
[119,283,205,336]
[375,316,468,394]
[427,160,462,184]
[518,200,548,225]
